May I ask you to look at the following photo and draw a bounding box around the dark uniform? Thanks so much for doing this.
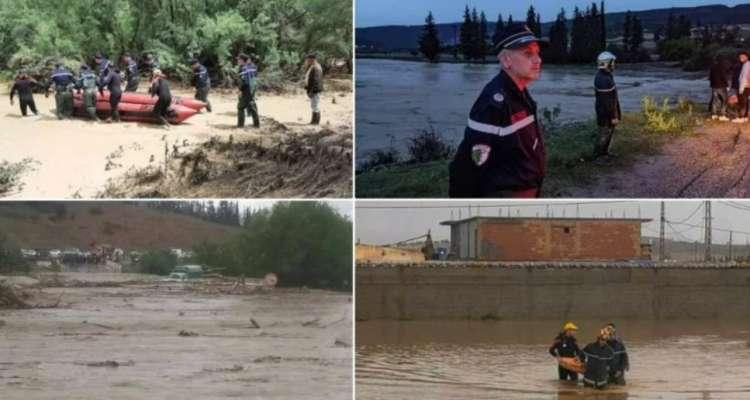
[549,333,583,381]
[594,68,621,157]
[581,340,615,389]
[305,57,324,124]
[47,65,76,119]
[98,65,122,122]
[149,76,173,125]
[238,61,260,128]
[10,75,40,116]
[606,337,629,385]
[192,63,212,112]
[76,66,99,121]
[124,59,140,92]
[449,69,545,197]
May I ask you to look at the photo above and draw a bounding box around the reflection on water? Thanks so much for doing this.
[355,59,706,160]
[356,320,750,400]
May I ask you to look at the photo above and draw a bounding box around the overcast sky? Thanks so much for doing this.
[356,0,748,27]
[355,200,750,245]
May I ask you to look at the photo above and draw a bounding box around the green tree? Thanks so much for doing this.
[546,9,569,63]
[140,249,178,276]
[478,11,489,58]
[459,5,473,60]
[526,6,540,37]
[493,13,505,47]
[419,11,441,62]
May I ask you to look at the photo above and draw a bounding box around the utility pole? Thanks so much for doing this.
[729,231,733,261]
[659,201,666,262]
[704,200,712,262]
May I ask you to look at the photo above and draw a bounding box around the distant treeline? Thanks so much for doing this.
[145,201,243,227]
[417,1,746,69]
[0,0,352,88]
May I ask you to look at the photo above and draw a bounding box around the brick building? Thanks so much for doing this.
[440,217,651,261]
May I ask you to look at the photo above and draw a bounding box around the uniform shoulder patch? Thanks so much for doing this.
[492,93,504,103]
[471,144,491,166]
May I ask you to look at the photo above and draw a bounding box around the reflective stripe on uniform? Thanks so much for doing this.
[51,72,73,79]
[467,115,535,137]
[596,86,617,92]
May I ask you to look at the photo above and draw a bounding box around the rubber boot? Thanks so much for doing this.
[237,110,245,128]
[112,110,121,122]
[310,112,316,124]
[312,112,320,125]
[251,110,260,128]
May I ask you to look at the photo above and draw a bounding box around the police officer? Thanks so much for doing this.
[149,69,172,126]
[449,23,545,198]
[122,53,140,92]
[548,322,583,381]
[10,70,41,117]
[237,53,260,128]
[97,57,123,122]
[594,51,622,160]
[191,59,212,113]
[76,64,100,121]
[604,323,629,385]
[581,329,615,390]
[46,63,76,119]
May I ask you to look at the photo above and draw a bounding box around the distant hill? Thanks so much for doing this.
[357,4,750,52]
[0,203,241,250]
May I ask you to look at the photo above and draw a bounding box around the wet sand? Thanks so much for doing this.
[357,320,750,400]
[0,273,352,399]
[0,83,352,198]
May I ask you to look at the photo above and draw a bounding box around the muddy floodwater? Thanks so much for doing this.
[0,274,352,399]
[356,320,750,400]
[355,59,706,161]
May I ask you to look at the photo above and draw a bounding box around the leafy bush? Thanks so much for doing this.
[193,202,351,290]
[139,249,178,276]
[0,232,26,274]
[641,96,696,135]
[657,38,696,62]
[406,126,454,163]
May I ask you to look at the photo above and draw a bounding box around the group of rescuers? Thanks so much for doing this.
[9,52,325,127]
[448,22,750,198]
[549,321,629,390]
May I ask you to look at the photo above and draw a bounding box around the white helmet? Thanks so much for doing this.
[597,51,616,70]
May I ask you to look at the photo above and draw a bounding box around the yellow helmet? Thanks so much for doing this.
[563,322,578,331]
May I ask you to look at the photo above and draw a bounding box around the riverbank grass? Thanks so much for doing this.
[356,98,704,198]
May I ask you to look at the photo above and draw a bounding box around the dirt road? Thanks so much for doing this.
[0,273,352,400]
[568,120,750,198]
[0,83,352,198]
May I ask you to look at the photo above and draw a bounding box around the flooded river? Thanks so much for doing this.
[356,320,750,400]
[0,275,352,400]
[356,59,707,161]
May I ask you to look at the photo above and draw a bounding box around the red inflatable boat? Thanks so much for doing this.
[72,91,202,124]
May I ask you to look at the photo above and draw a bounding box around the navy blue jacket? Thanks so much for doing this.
[98,68,122,94]
[449,70,545,197]
[594,69,621,127]
[49,66,75,90]
[193,64,210,88]
[125,60,139,82]
[239,62,257,93]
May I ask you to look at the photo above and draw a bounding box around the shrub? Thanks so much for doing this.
[406,126,454,163]
[657,38,696,62]
[139,249,177,276]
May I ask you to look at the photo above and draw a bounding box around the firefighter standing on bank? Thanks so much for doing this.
[593,51,621,161]
[449,23,546,198]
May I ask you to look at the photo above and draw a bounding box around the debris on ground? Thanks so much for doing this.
[334,338,352,348]
[100,119,352,198]
[0,284,30,309]
[83,360,134,368]
[202,364,244,373]
[302,318,320,327]
[249,318,261,329]
[178,330,199,337]
[253,356,282,364]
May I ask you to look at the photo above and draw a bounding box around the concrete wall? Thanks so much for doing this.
[458,219,642,261]
[356,263,750,320]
